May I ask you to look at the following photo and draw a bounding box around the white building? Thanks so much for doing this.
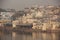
[0,12,14,20]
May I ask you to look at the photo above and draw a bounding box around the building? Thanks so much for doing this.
[0,11,15,26]
[12,5,60,30]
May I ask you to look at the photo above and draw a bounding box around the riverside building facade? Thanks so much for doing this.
[12,5,60,31]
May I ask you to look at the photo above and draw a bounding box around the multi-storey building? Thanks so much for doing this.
[0,11,15,25]
[12,5,60,30]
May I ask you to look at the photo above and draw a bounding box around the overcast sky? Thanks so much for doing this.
[1,0,60,10]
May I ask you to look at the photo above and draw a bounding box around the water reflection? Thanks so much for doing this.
[32,32,56,40]
[0,31,60,40]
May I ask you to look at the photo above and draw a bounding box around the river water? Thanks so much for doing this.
[0,31,60,40]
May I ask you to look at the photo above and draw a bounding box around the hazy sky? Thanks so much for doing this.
[1,0,60,10]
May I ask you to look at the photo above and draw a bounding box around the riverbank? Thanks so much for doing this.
[0,26,60,33]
